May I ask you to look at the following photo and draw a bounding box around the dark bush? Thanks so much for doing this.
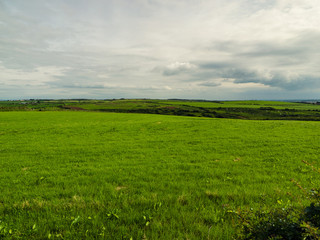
[259,107,276,110]
[234,161,320,239]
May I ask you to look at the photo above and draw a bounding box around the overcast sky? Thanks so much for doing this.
[1,0,320,100]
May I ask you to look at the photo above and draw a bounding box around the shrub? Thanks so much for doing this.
[234,161,320,240]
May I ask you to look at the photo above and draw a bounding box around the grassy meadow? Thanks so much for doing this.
[1,110,320,239]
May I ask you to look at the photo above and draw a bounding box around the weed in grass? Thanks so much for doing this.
[70,215,80,227]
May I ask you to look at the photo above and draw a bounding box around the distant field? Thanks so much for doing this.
[1,111,319,239]
[1,99,320,121]
[160,100,320,110]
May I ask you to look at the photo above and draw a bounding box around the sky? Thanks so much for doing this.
[1,0,320,100]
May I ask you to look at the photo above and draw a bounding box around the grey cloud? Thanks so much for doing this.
[221,69,258,79]
[59,83,172,93]
[192,30,320,91]
[210,31,320,67]
[189,60,320,91]
[198,61,235,70]
[198,81,221,87]
[61,83,113,89]
[230,69,320,90]
[236,38,320,65]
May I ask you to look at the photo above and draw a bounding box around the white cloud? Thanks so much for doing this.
[163,62,197,76]
[0,63,70,86]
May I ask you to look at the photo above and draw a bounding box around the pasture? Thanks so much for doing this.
[0,111,319,239]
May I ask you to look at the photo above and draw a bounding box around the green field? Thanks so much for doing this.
[1,110,319,239]
[2,99,320,121]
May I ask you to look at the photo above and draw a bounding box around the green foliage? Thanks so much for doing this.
[305,202,320,228]
[235,162,320,239]
[235,206,304,239]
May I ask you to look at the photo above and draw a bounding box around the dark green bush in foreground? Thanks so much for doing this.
[235,162,320,240]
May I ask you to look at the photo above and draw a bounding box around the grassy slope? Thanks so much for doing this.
[158,100,320,110]
[2,99,320,110]
[76,99,320,111]
[1,111,319,239]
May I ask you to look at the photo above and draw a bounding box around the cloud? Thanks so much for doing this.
[162,62,197,76]
[193,63,320,91]
[192,30,320,91]
[198,81,221,87]
[0,63,70,86]
[232,70,320,90]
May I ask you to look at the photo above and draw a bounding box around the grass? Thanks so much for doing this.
[1,111,320,239]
